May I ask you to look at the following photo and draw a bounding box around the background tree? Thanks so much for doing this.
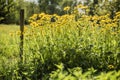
[14,0,39,24]
[0,0,39,24]
[59,0,77,14]
[25,1,39,21]
[88,0,120,17]
[21,0,39,24]
[38,0,61,14]
[1,0,120,24]
[0,0,15,24]
[38,0,77,15]
[14,0,24,24]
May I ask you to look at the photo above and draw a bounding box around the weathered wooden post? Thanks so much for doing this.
[20,9,24,62]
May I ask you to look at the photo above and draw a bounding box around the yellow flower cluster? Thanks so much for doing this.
[26,5,120,38]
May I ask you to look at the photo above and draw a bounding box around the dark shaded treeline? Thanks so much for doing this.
[0,0,120,24]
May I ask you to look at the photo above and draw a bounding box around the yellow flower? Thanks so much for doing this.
[16,31,21,35]
[24,26,28,31]
[115,11,120,15]
[9,32,14,36]
[64,6,70,11]
[77,4,82,8]
[39,13,45,18]
[108,65,114,69]
[77,4,88,9]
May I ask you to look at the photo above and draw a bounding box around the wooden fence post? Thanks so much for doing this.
[20,9,24,62]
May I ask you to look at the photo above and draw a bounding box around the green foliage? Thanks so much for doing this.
[0,0,15,23]
[38,0,76,15]
[14,0,39,24]
[0,0,39,24]
[88,0,120,16]
[25,2,39,20]
[50,63,120,80]
[38,0,61,14]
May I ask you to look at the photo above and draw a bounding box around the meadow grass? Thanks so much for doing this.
[0,24,20,79]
